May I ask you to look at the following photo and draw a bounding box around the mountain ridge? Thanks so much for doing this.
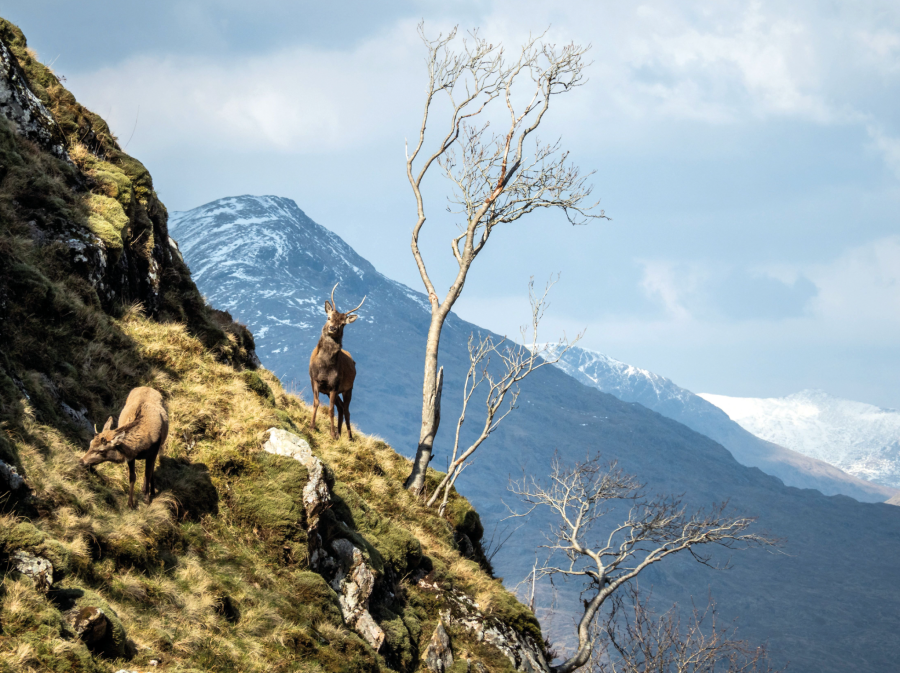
[700,389,900,488]
[544,344,897,502]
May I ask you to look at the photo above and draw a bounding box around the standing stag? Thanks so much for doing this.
[81,387,169,508]
[309,283,365,440]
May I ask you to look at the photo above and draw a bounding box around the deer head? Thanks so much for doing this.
[81,411,142,467]
[322,283,365,343]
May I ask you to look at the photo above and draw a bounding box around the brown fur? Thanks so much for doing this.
[81,387,169,508]
[309,289,363,440]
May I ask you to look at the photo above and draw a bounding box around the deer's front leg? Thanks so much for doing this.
[328,390,338,440]
[127,459,137,509]
[309,379,320,432]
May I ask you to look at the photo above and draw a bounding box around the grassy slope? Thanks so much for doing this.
[0,19,539,673]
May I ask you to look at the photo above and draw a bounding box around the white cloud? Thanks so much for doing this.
[66,20,427,153]
[806,235,900,332]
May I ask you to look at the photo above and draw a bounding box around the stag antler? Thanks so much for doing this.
[330,283,339,311]
[346,294,367,314]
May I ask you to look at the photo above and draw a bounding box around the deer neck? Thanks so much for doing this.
[318,332,343,359]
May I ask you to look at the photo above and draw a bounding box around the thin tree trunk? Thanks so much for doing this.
[405,312,446,493]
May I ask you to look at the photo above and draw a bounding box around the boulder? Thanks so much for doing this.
[11,550,52,591]
[423,621,454,673]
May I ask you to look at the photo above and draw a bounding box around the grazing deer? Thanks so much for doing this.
[81,387,169,509]
[309,283,365,440]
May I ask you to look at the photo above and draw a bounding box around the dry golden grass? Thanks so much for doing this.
[1,307,537,673]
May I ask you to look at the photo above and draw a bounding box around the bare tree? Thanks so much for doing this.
[426,276,581,513]
[509,455,776,673]
[404,24,606,493]
[593,585,777,673]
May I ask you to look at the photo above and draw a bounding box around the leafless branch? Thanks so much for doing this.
[427,276,584,512]
[509,455,777,673]
[592,585,779,673]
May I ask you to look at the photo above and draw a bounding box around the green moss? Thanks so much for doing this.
[85,193,128,255]
[331,482,423,576]
[74,588,130,657]
[230,452,309,546]
[242,370,275,406]
[446,499,484,543]
[0,520,46,551]
[375,607,417,673]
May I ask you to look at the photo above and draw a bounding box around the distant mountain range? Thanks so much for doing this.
[700,390,900,489]
[545,346,897,502]
[171,195,900,673]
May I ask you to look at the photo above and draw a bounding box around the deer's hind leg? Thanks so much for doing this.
[335,397,346,437]
[127,459,137,509]
[327,390,338,440]
[144,447,159,504]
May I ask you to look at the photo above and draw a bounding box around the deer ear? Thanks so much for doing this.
[103,416,114,432]
[324,300,334,315]
[346,314,359,323]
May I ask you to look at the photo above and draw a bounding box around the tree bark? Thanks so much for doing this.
[405,314,445,493]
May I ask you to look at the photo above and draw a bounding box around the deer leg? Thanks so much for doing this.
[328,390,338,440]
[127,459,137,509]
[335,397,345,437]
[309,379,320,432]
[144,450,157,504]
[342,389,354,441]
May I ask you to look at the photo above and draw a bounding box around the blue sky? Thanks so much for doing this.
[4,1,899,408]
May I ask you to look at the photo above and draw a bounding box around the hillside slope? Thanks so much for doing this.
[701,389,900,488]
[0,21,543,673]
[545,345,896,502]
[173,194,900,673]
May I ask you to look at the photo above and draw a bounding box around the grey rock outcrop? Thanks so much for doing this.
[0,459,25,491]
[263,428,331,527]
[262,428,384,650]
[0,38,66,157]
[423,621,454,673]
[11,550,53,591]
[418,578,550,673]
[327,538,384,651]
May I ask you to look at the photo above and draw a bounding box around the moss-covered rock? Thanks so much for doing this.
[230,451,309,548]
[242,370,275,406]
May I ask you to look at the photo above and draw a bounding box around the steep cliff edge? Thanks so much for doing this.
[0,19,545,673]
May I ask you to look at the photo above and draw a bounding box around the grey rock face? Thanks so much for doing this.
[423,621,453,673]
[0,459,25,491]
[12,550,53,591]
[264,428,384,650]
[328,538,384,651]
[416,580,549,673]
[0,39,66,158]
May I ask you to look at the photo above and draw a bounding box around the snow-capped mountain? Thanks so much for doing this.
[170,195,900,673]
[546,345,897,502]
[700,390,900,489]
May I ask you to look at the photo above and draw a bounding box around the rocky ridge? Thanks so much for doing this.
[545,345,897,502]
